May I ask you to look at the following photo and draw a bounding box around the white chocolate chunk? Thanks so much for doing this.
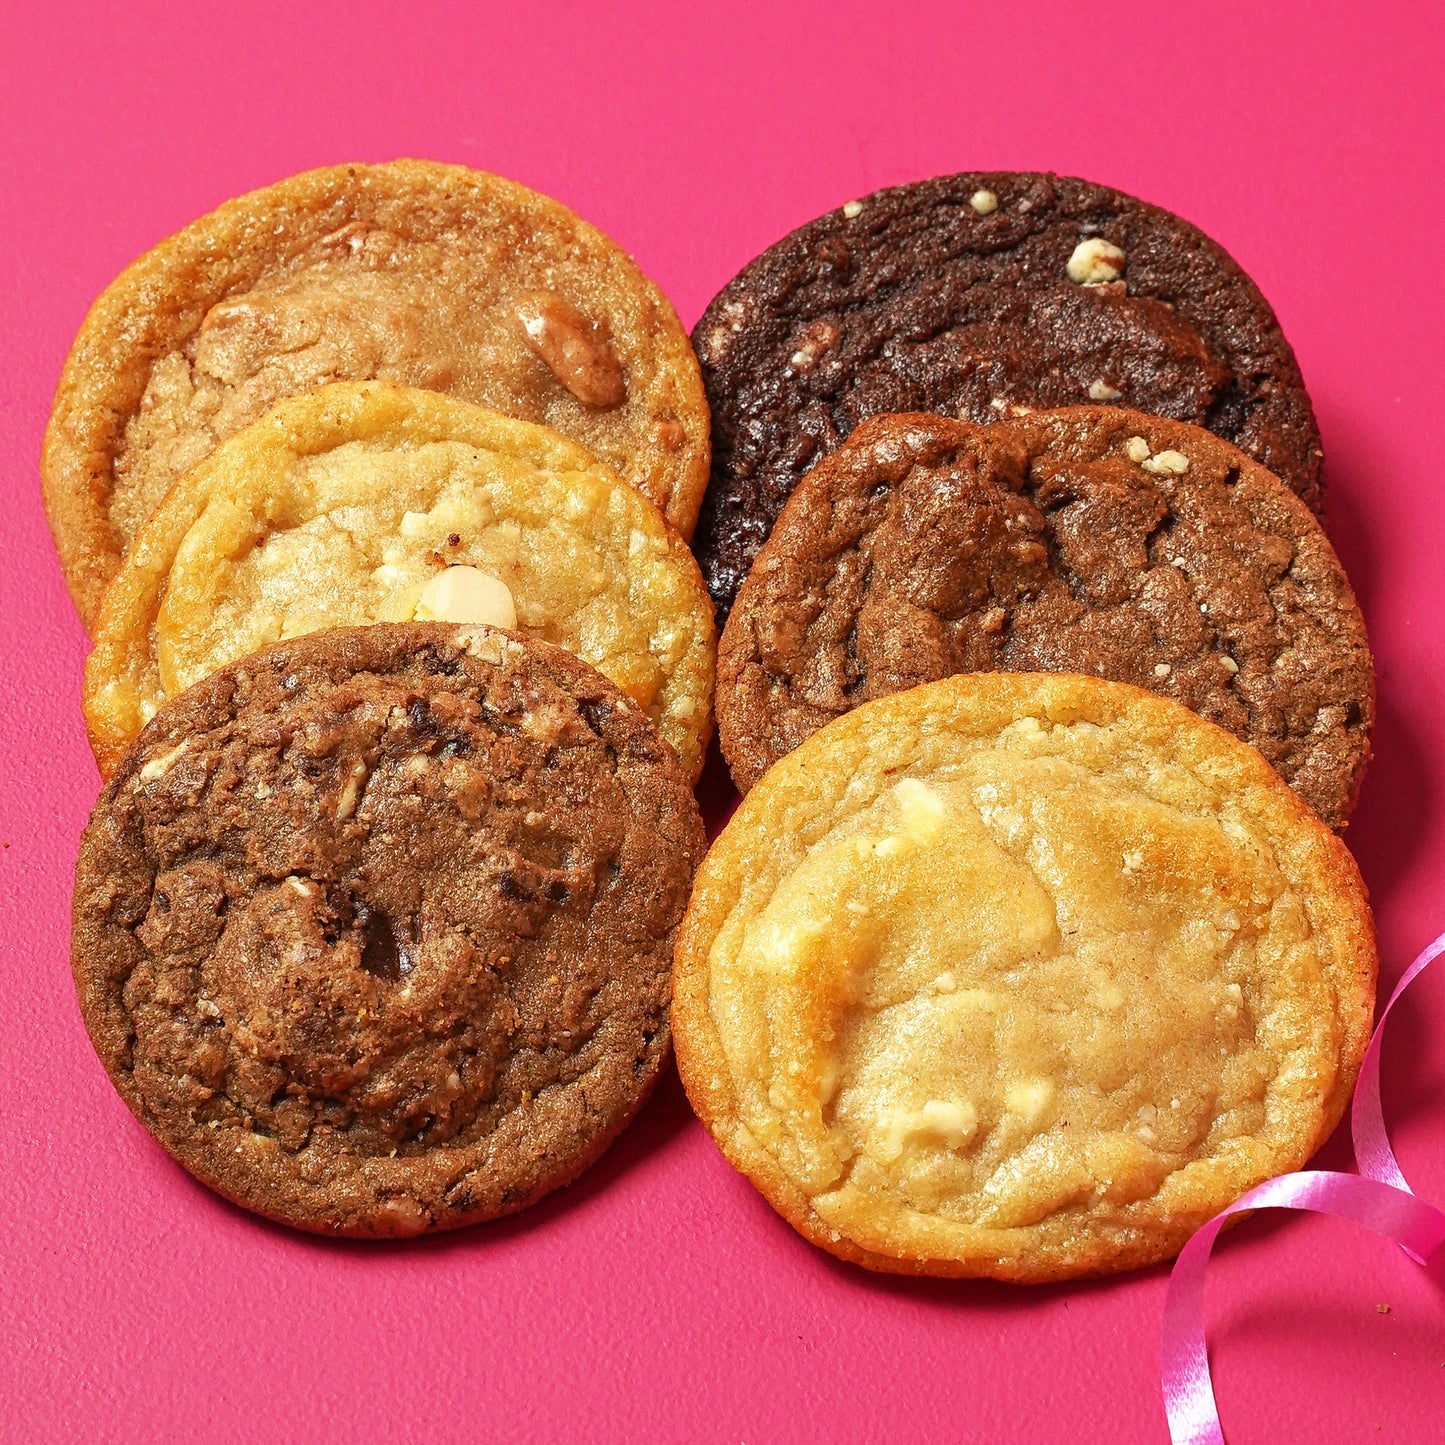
[1005,1077,1056,1121]
[138,739,189,782]
[1142,449,1191,476]
[335,760,369,821]
[414,567,517,628]
[1067,237,1126,285]
[870,1099,979,1163]
[1095,980,1125,1010]
[893,776,950,844]
[969,189,999,215]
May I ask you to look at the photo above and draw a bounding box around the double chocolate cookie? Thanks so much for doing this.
[72,623,706,1236]
[693,171,1323,617]
[717,408,1372,830]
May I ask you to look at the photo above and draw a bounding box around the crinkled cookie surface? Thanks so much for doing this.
[718,408,1371,829]
[73,623,707,1236]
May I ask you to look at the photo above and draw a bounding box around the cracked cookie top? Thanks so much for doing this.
[83,383,715,781]
[72,623,706,1237]
[42,160,709,626]
[691,171,1322,618]
[716,407,1371,830]
[674,672,1376,1281]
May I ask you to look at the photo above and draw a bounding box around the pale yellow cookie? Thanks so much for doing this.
[84,383,715,781]
[42,159,709,626]
[673,672,1376,1281]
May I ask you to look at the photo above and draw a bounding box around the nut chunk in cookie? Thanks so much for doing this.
[72,623,706,1237]
[675,673,1375,1281]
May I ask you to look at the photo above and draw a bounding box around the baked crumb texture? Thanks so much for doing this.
[717,408,1371,830]
[674,672,1376,1281]
[692,170,1323,617]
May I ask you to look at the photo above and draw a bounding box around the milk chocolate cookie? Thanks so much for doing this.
[675,672,1377,1281]
[84,383,715,781]
[717,409,1371,829]
[693,171,1322,616]
[43,160,709,626]
[72,623,706,1237]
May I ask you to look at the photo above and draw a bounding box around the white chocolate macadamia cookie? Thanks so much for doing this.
[84,383,715,780]
[673,672,1375,1281]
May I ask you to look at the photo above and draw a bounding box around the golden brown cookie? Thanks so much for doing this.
[42,159,709,626]
[717,408,1372,830]
[83,383,715,781]
[73,623,707,1237]
[674,672,1376,1282]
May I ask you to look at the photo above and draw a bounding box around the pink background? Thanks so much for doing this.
[2,3,1443,1441]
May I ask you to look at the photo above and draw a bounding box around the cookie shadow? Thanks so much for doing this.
[1319,471,1377,617]
[1346,691,1436,914]
[826,1213,1355,1315]
[795,1106,1381,1315]
[696,733,741,840]
[1366,959,1445,1139]
[1321,480,1439,910]
[806,1234,1172,1314]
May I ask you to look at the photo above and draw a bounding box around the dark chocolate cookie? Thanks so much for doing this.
[693,172,1323,618]
[716,409,1371,830]
[72,622,706,1236]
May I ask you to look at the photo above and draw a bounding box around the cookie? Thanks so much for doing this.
[84,383,716,781]
[692,171,1323,617]
[72,622,707,1237]
[717,408,1371,830]
[674,672,1376,1281]
[42,159,709,626]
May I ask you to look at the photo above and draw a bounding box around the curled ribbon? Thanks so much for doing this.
[1160,933,1445,1445]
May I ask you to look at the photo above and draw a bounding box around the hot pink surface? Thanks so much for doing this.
[1,3,1442,1441]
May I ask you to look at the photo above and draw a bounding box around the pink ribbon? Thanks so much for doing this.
[1160,932,1445,1445]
